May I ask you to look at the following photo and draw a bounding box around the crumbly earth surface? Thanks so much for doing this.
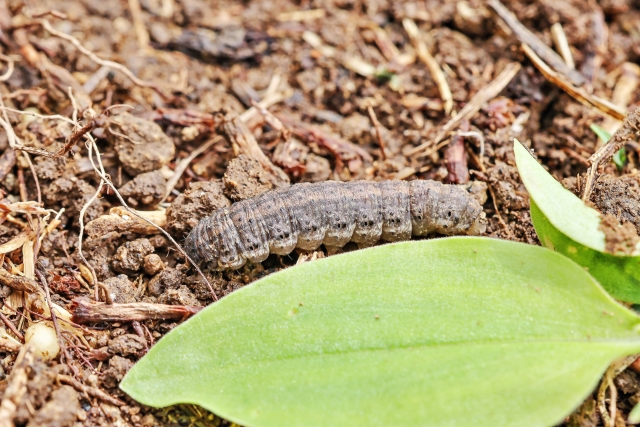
[1,0,640,425]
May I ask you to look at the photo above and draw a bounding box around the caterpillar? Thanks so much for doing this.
[185,180,487,270]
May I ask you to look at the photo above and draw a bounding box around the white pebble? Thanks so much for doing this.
[25,323,60,361]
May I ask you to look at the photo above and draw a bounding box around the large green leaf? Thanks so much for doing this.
[514,139,640,303]
[121,237,640,427]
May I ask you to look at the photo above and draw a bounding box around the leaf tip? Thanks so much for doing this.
[630,401,640,424]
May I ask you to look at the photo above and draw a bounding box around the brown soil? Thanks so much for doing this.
[0,0,640,426]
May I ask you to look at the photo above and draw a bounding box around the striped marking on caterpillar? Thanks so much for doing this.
[185,180,487,270]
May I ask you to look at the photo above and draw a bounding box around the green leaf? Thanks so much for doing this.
[121,237,640,427]
[613,147,627,171]
[629,401,640,423]
[591,124,626,171]
[590,123,612,143]
[514,139,640,303]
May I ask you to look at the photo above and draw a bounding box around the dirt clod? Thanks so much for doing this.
[43,176,105,223]
[108,113,176,175]
[143,254,165,276]
[166,181,230,238]
[148,267,184,297]
[117,170,167,208]
[158,285,200,306]
[590,177,640,235]
[223,154,274,201]
[26,385,80,427]
[101,355,134,390]
[599,214,639,255]
[102,275,137,304]
[14,360,55,425]
[107,334,146,358]
[111,238,155,274]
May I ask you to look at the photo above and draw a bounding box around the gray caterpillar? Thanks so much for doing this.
[185,180,487,270]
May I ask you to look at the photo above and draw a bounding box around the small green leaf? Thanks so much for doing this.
[121,237,640,427]
[613,147,627,171]
[514,139,640,303]
[590,123,612,143]
[591,124,626,171]
[629,401,640,423]
[374,68,395,81]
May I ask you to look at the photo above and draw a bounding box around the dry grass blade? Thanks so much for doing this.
[238,90,290,124]
[405,62,521,158]
[601,63,640,135]
[0,231,32,254]
[550,23,574,69]
[0,332,21,353]
[403,18,453,115]
[522,44,625,121]
[127,0,150,50]
[488,0,585,86]
[84,206,166,241]
[276,9,325,22]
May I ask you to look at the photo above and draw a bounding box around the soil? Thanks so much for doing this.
[1,0,640,426]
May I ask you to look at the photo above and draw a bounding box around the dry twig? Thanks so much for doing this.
[601,63,640,136]
[127,0,150,50]
[71,299,202,323]
[522,44,625,120]
[0,268,38,292]
[582,107,640,201]
[58,374,124,406]
[488,0,584,86]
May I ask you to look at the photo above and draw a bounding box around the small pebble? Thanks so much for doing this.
[143,254,165,276]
